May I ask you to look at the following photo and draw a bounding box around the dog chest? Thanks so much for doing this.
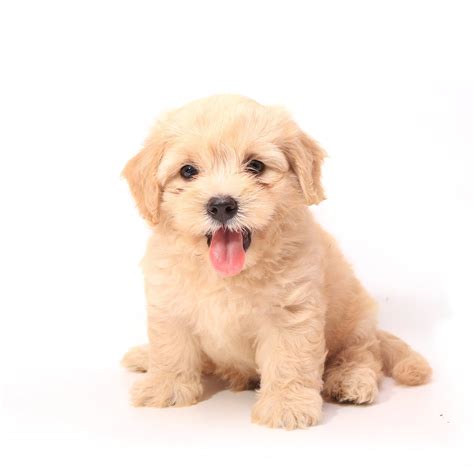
[192,288,261,371]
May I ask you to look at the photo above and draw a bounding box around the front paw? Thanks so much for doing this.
[251,387,323,430]
[131,373,202,408]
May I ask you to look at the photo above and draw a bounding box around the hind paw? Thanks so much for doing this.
[121,345,148,372]
[323,367,378,404]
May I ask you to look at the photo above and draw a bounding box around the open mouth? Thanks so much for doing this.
[206,227,252,277]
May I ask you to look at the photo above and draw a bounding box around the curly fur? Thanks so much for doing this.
[121,95,431,429]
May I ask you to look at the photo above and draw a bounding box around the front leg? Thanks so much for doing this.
[252,305,326,429]
[131,306,203,408]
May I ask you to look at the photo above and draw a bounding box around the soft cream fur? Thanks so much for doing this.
[121,95,431,429]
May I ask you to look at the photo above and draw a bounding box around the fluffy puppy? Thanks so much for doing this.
[121,95,431,429]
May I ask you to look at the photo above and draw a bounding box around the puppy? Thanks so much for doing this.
[121,95,431,429]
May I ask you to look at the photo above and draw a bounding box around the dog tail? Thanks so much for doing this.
[376,330,431,385]
[121,344,149,372]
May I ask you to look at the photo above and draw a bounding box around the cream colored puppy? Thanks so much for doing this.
[122,95,431,429]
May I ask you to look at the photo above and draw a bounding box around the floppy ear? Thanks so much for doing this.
[122,138,164,225]
[283,128,326,205]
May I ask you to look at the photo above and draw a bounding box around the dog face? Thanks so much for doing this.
[123,95,325,277]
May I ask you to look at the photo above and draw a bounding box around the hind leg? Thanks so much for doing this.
[323,338,383,404]
[122,345,216,375]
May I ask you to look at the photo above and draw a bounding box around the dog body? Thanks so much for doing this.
[143,211,373,387]
[122,95,431,429]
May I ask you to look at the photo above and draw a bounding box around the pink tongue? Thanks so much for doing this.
[209,228,245,277]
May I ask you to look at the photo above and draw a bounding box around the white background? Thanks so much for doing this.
[0,1,473,470]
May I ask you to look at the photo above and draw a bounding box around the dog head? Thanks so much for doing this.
[123,95,325,277]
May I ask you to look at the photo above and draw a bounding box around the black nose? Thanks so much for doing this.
[207,196,238,223]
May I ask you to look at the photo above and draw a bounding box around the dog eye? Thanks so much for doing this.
[180,165,199,179]
[246,159,265,174]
